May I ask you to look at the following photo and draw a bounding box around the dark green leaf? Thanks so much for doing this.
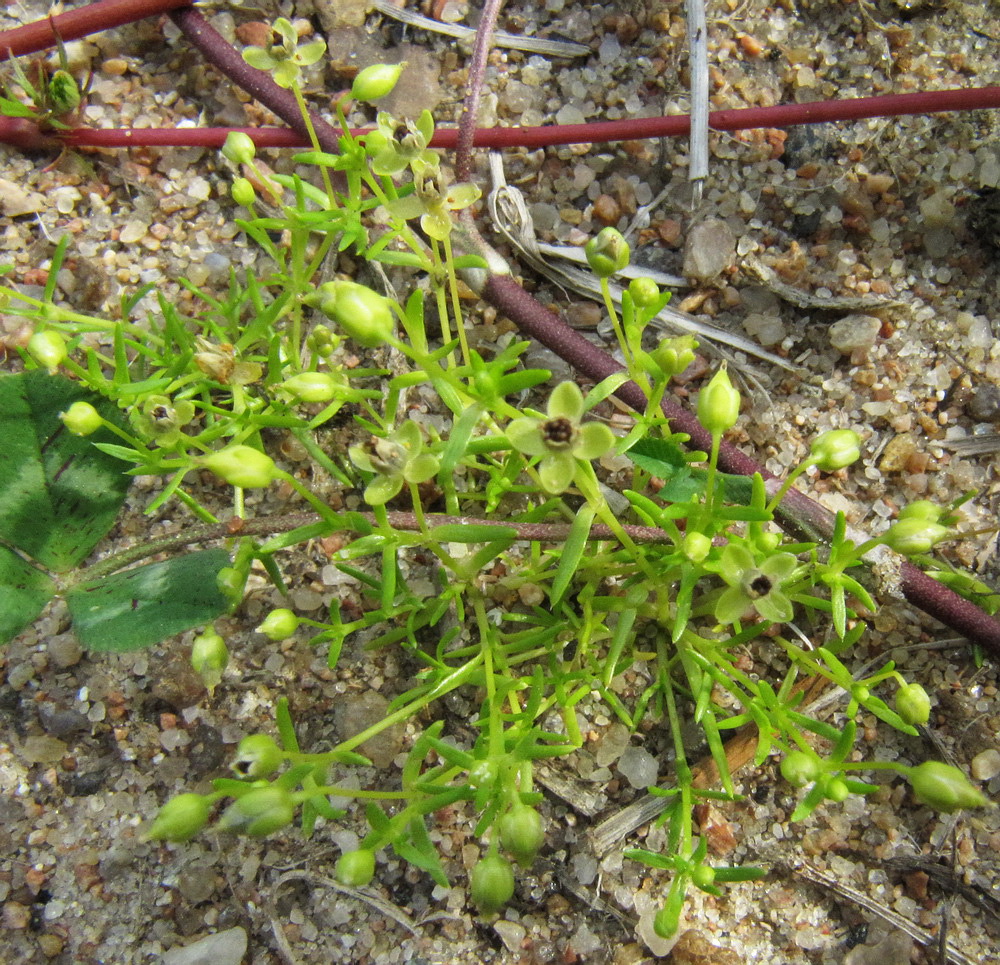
[0,372,130,571]
[0,545,55,644]
[66,549,230,651]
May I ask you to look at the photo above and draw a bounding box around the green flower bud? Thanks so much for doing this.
[697,363,741,435]
[896,682,931,727]
[202,445,278,489]
[780,750,820,788]
[216,566,246,604]
[61,400,103,436]
[825,777,849,802]
[628,276,660,308]
[312,281,396,348]
[232,734,283,779]
[222,131,257,164]
[336,848,376,887]
[218,785,295,836]
[650,336,698,380]
[231,177,257,207]
[690,863,716,890]
[682,531,712,564]
[898,500,942,523]
[467,760,498,788]
[191,628,229,692]
[144,793,211,843]
[48,70,81,114]
[351,62,405,102]
[883,518,949,555]
[585,227,630,278]
[498,804,545,868]
[908,761,989,813]
[810,428,861,472]
[258,608,299,641]
[281,372,340,403]
[470,853,515,915]
[28,330,67,372]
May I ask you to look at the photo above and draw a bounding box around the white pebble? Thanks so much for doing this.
[617,745,658,789]
[971,748,1000,781]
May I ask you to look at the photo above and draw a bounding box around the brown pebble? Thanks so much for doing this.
[593,193,621,226]
[235,21,273,47]
[658,218,682,245]
[100,58,128,76]
[904,870,930,901]
[1,902,30,930]
[739,33,764,57]
[670,929,741,965]
[879,433,918,472]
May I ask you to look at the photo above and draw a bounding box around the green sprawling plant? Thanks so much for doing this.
[0,48,992,939]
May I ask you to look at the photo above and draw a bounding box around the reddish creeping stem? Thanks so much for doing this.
[18,85,998,151]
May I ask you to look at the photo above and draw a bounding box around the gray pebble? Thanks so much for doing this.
[966,383,1000,422]
[162,926,247,965]
[829,314,881,353]
[683,219,736,282]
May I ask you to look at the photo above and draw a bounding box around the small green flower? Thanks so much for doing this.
[698,363,741,435]
[61,400,103,436]
[218,785,296,837]
[908,761,989,813]
[202,445,279,489]
[221,131,256,165]
[585,227,630,278]
[349,420,439,506]
[810,428,861,472]
[258,608,299,641]
[191,628,229,693]
[386,160,481,241]
[144,793,211,843]
[470,853,515,915]
[352,62,405,102]
[506,382,615,494]
[27,330,67,372]
[366,110,437,177]
[242,18,325,89]
[336,848,376,887]
[883,518,949,555]
[232,734,283,779]
[131,394,196,447]
[714,543,798,625]
[896,682,931,727]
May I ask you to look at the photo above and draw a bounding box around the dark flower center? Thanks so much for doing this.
[746,573,772,598]
[541,416,576,449]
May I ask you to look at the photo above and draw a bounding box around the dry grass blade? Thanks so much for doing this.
[485,154,798,371]
[792,863,978,965]
[370,0,590,59]
[271,870,420,935]
[686,0,709,206]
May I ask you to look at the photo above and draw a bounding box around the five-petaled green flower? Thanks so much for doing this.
[242,18,326,89]
[349,420,439,506]
[367,109,438,177]
[386,159,481,240]
[131,395,196,448]
[714,544,798,625]
[506,382,615,494]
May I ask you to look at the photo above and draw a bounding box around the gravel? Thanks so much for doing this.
[1,0,1000,962]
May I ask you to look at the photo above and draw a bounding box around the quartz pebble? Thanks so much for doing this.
[970,748,1000,781]
[162,927,247,965]
[683,219,736,282]
[829,314,881,353]
[617,745,658,789]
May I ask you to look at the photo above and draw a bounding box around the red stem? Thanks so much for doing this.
[39,85,1000,151]
[0,0,191,59]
